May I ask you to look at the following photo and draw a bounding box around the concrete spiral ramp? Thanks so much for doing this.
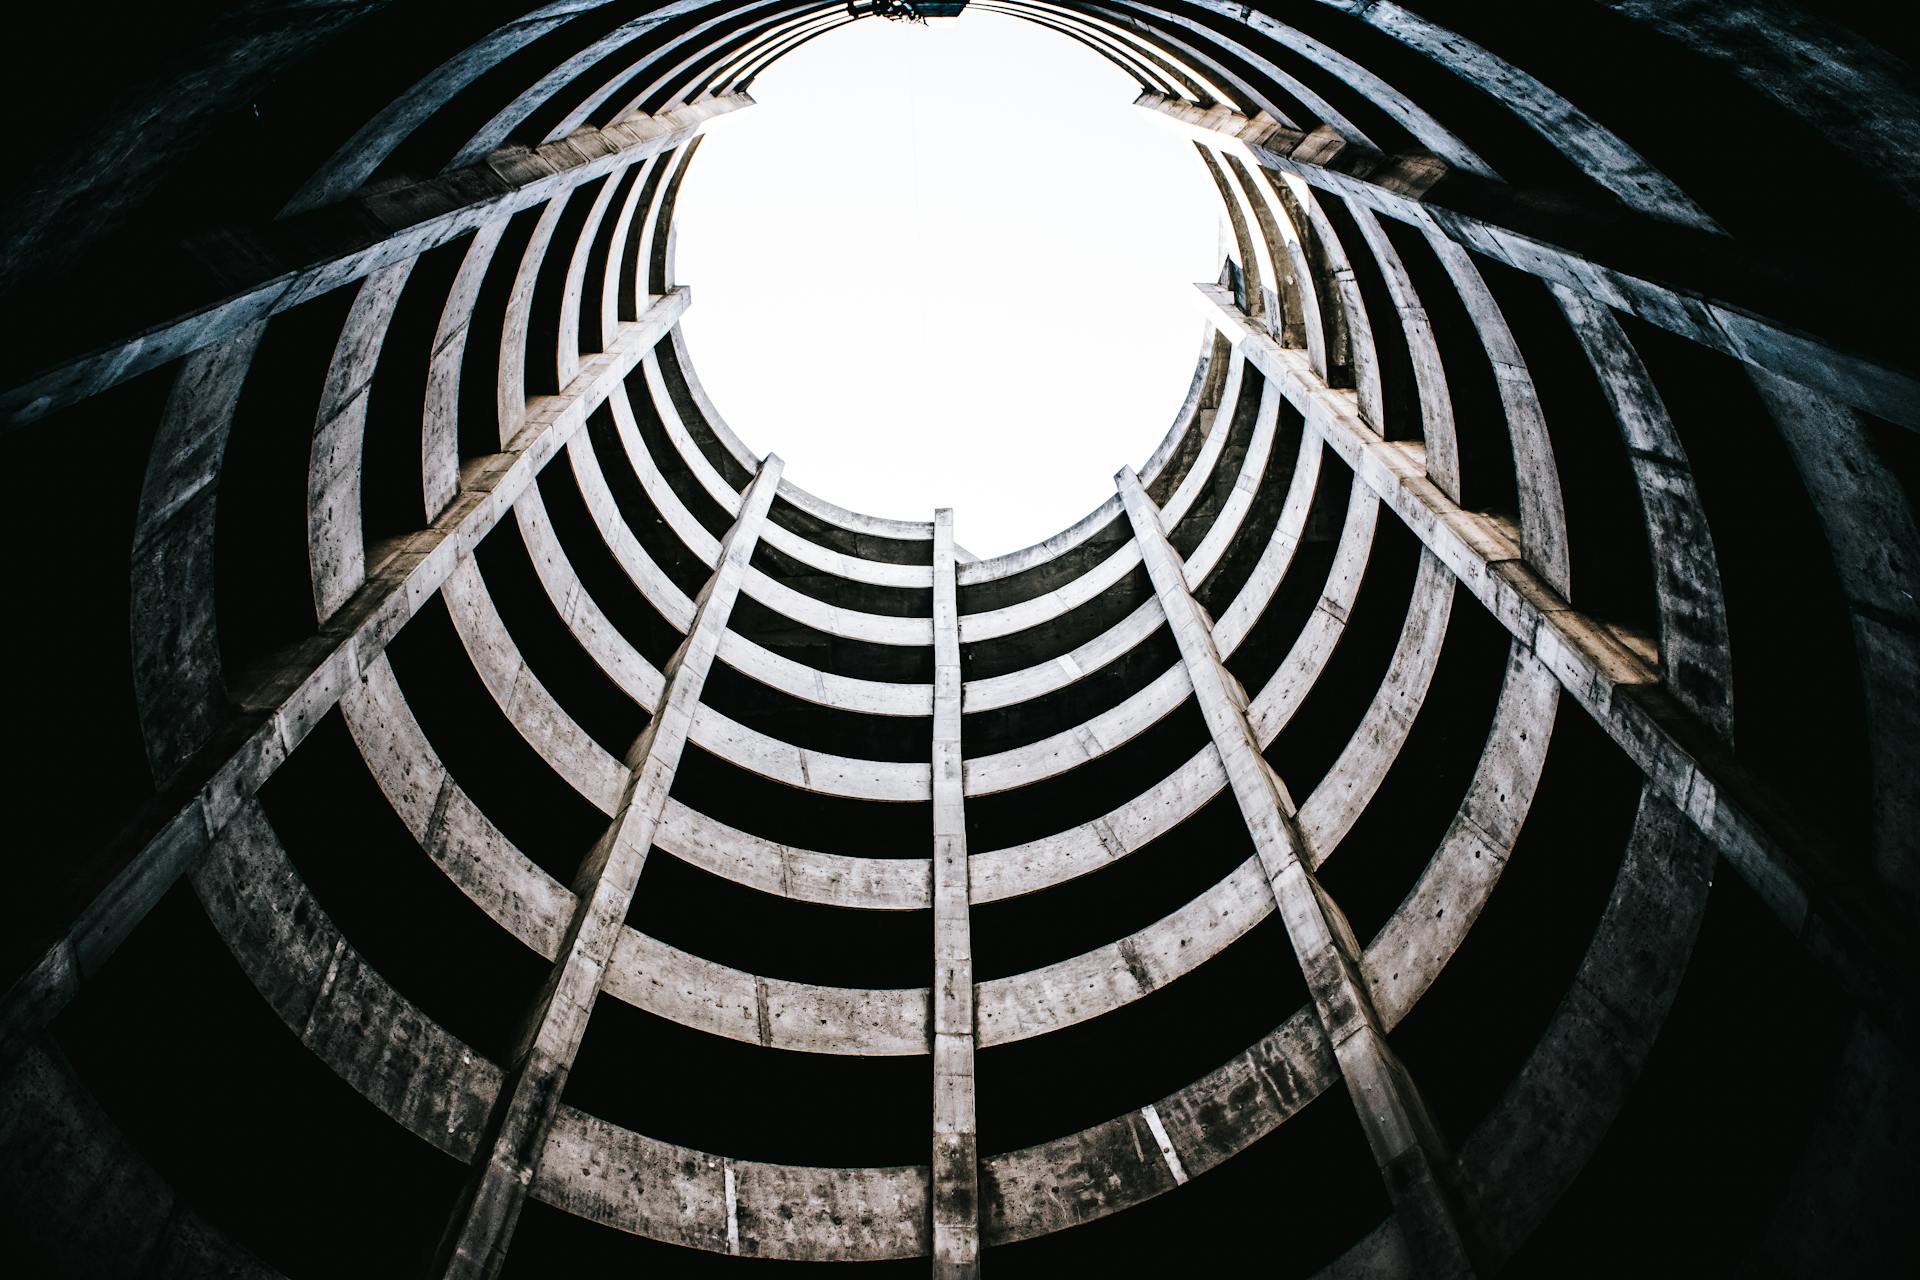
[2,3,1917,1275]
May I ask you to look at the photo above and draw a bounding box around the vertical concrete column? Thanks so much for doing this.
[1116,467,1478,1279]
[436,453,785,1280]
[930,509,981,1278]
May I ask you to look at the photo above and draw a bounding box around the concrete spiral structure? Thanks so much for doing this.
[2,2,1917,1275]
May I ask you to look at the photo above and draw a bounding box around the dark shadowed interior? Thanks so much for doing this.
[1,3,1917,1276]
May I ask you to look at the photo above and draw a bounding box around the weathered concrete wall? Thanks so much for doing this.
[3,2,1914,1275]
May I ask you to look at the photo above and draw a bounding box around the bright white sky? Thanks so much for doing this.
[674,8,1221,557]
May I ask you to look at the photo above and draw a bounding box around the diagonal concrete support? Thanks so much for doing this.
[0,288,690,1074]
[1,96,745,429]
[1117,467,1479,1278]
[930,509,981,1278]
[1194,281,1920,1052]
[1285,0,1717,227]
[1141,92,1920,431]
[436,453,783,1279]
[277,3,612,217]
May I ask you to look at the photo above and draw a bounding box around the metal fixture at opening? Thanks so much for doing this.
[845,1,969,23]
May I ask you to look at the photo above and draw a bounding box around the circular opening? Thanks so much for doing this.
[674,10,1219,555]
